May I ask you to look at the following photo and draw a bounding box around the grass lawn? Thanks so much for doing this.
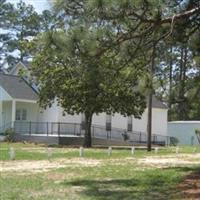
[0,142,200,200]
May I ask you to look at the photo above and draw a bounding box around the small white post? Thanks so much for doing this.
[176,146,179,154]
[79,147,84,157]
[108,146,112,156]
[155,147,159,154]
[192,147,197,154]
[47,148,52,160]
[9,147,15,160]
[131,147,135,155]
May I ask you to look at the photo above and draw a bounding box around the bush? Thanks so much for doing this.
[4,128,15,142]
[0,132,5,136]
[195,128,200,135]
[122,131,130,141]
[170,137,179,146]
[195,129,200,143]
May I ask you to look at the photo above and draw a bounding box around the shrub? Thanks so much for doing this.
[122,131,130,141]
[4,128,15,142]
[170,137,179,146]
[195,129,200,143]
[195,128,200,135]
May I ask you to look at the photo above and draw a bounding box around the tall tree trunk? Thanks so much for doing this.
[169,46,173,111]
[147,42,156,152]
[147,92,153,151]
[83,112,93,148]
[182,47,188,119]
[178,46,187,120]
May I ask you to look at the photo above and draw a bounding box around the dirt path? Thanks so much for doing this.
[0,158,101,173]
[138,153,200,168]
[178,172,200,200]
[1,153,199,173]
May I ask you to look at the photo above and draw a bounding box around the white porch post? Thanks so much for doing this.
[11,100,16,128]
[0,101,2,127]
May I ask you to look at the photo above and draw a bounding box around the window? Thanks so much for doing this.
[16,109,21,121]
[22,109,27,120]
[127,116,132,132]
[106,114,112,131]
[15,109,27,121]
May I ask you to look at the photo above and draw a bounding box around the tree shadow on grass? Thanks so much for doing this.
[61,167,200,200]
[64,178,174,200]
[168,166,200,173]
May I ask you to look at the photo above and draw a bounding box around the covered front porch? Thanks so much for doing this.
[0,73,39,133]
[0,99,38,132]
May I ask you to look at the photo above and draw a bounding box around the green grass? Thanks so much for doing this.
[0,142,200,200]
[1,142,199,161]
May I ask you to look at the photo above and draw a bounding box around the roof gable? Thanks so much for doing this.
[0,73,38,101]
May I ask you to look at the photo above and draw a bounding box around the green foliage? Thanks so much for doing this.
[195,129,200,135]
[4,128,15,142]
[33,31,146,115]
[51,0,200,123]
[195,129,200,144]
[0,0,16,67]
[31,0,200,147]
[169,137,179,146]
[32,23,147,146]
[122,131,130,141]
[0,0,53,68]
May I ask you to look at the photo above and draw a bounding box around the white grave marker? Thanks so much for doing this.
[176,147,179,154]
[9,147,15,160]
[79,147,84,157]
[131,147,135,155]
[108,147,112,156]
[155,147,159,154]
[47,148,52,160]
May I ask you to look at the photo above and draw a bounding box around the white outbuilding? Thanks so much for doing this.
[168,121,200,145]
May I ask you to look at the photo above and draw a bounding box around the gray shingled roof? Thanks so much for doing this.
[152,96,168,109]
[0,73,38,101]
[0,73,167,109]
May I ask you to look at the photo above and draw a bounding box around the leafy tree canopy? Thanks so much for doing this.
[32,26,147,146]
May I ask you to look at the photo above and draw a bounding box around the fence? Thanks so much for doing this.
[0,122,12,134]
[13,121,170,145]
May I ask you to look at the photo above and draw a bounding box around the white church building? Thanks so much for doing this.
[0,62,168,144]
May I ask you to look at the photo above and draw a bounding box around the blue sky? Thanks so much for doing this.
[8,0,50,13]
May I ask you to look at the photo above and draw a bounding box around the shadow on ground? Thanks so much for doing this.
[176,167,200,199]
[62,166,200,200]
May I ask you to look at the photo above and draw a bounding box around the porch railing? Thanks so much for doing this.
[0,122,12,134]
[13,121,170,145]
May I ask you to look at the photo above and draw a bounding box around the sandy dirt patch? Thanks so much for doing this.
[138,153,200,168]
[1,153,199,174]
[0,158,101,173]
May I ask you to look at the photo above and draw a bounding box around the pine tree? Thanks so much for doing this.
[0,0,41,67]
[0,0,16,67]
